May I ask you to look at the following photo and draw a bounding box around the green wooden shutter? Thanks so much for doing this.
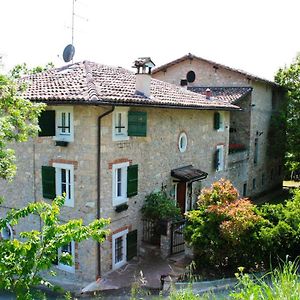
[214,149,220,170]
[127,164,138,197]
[128,111,147,137]
[214,112,220,130]
[42,166,56,199]
[38,110,56,137]
[127,230,137,261]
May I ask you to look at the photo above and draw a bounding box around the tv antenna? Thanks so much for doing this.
[62,0,88,63]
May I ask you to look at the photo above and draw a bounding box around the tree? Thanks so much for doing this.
[0,196,109,299]
[0,73,44,180]
[275,54,300,175]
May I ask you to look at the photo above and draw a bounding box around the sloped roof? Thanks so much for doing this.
[22,61,240,111]
[188,87,253,104]
[152,53,277,86]
[171,165,208,182]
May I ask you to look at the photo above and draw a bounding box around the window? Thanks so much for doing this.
[112,163,138,206]
[262,173,265,186]
[214,145,224,171]
[112,229,128,270]
[252,178,256,190]
[42,163,74,207]
[113,109,148,140]
[0,224,13,240]
[38,107,74,142]
[178,132,188,153]
[55,107,74,142]
[57,241,75,273]
[243,183,247,197]
[186,70,196,83]
[254,138,258,164]
[113,108,129,141]
[213,112,224,131]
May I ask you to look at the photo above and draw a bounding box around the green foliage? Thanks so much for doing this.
[141,191,181,221]
[0,72,45,181]
[256,189,300,261]
[185,180,262,268]
[275,54,300,172]
[185,179,300,271]
[9,62,54,79]
[230,260,300,299]
[0,196,110,299]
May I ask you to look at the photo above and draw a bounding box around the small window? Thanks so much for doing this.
[0,224,13,240]
[57,241,75,273]
[252,178,256,190]
[214,112,224,131]
[112,162,129,206]
[243,183,247,197]
[53,163,74,207]
[178,132,188,153]
[55,107,74,142]
[112,108,129,141]
[112,229,128,270]
[214,145,224,171]
[186,70,196,83]
[254,138,258,164]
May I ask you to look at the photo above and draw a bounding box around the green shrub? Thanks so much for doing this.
[141,191,181,221]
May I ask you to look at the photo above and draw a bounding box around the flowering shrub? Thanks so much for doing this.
[185,180,300,271]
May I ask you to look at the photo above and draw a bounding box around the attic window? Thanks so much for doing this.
[186,71,196,83]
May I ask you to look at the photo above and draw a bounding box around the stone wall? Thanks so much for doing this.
[99,106,230,273]
[153,58,284,198]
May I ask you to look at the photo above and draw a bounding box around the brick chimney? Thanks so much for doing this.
[133,57,155,98]
[205,88,212,100]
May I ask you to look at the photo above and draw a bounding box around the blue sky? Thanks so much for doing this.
[1,0,299,80]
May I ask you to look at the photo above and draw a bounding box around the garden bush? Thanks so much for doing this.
[185,179,300,272]
[141,191,181,221]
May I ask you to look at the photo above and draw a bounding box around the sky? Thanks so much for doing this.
[1,0,299,81]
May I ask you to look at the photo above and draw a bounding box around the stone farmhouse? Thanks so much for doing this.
[0,56,283,284]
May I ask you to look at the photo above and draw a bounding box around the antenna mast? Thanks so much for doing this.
[71,0,75,46]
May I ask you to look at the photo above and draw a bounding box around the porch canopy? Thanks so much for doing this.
[171,165,208,183]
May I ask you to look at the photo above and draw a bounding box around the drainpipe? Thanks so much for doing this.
[96,105,115,278]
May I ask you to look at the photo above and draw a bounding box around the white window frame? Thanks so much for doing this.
[112,162,129,206]
[57,241,75,273]
[217,112,225,132]
[112,107,129,141]
[178,132,188,153]
[55,106,74,142]
[112,229,128,270]
[216,145,224,171]
[53,163,74,207]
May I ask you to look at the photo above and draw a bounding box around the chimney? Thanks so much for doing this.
[205,88,212,100]
[132,57,155,98]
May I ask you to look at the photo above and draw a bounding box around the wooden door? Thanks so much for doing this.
[177,182,186,215]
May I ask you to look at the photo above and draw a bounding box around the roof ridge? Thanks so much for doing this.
[83,61,99,100]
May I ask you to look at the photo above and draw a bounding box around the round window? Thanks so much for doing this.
[186,70,196,83]
[0,224,13,240]
[178,132,188,153]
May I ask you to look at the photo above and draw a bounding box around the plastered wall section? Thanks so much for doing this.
[153,58,251,87]
[99,106,230,273]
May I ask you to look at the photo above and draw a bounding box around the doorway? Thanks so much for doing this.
[176,182,186,215]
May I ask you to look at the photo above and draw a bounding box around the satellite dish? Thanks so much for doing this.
[63,44,75,62]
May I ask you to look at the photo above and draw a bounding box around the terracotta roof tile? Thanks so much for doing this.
[22,61,240,111]
[188,87,252,103]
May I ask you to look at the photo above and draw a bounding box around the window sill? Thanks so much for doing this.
[112,135,130,142]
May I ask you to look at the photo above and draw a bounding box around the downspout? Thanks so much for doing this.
[96,105,115,278]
